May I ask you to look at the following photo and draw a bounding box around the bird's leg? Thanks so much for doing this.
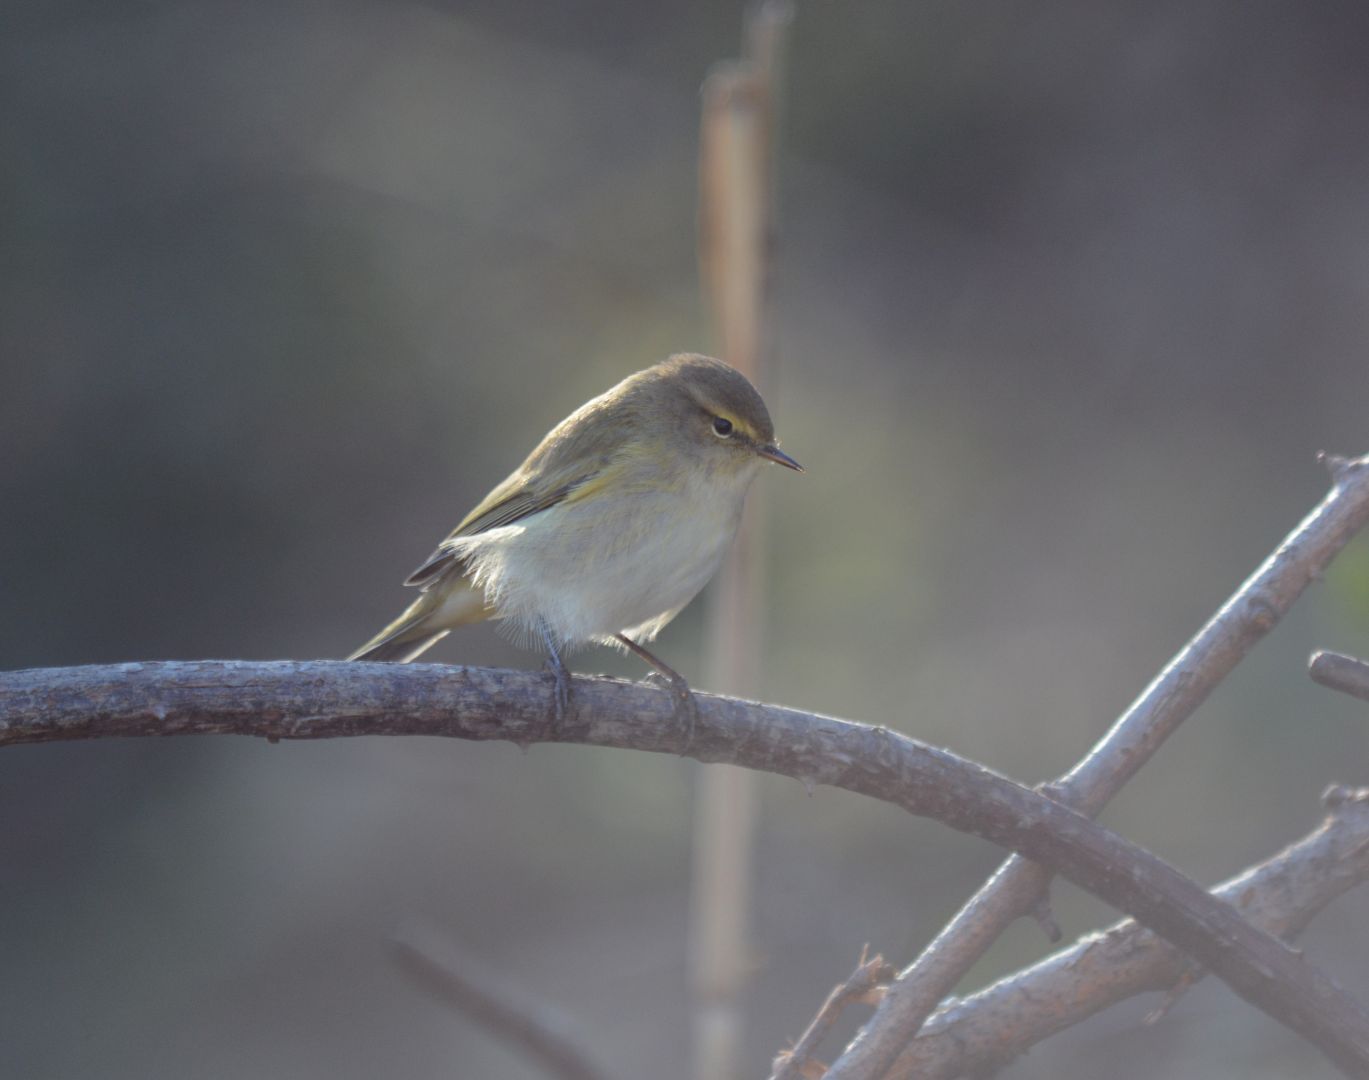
[539,620,571,737]
[615,633,698,754]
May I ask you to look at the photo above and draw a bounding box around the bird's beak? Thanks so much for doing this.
[757,444,804,472]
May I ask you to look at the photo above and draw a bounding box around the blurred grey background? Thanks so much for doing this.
[5,2,1369,1077]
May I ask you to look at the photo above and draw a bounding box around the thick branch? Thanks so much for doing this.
[822,452,1369,1080]
[4,661,1369,1075]
[888,786,1369,1078]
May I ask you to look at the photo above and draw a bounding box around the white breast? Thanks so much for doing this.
[452,465,757,650]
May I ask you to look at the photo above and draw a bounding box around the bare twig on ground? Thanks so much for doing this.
[4,660,1369,1075]
[390,921,610,1080]
[819,452,1369,1080]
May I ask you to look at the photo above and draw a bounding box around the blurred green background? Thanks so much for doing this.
[5,2,1369,1077]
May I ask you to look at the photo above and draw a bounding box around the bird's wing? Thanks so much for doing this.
[400,473,587,588]
[402,438,632,589]
[402,389,644,589]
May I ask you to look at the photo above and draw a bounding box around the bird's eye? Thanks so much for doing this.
[712,416,734,438]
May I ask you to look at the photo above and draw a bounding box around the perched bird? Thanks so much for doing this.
[349,353,802,724]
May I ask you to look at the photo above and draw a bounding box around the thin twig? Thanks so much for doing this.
[4,661,1369,1076]
[774,948,894,1080]
[1311,650,1369,704]
[390,921,611,1080]
[820,452,1369,1080]
[886,787,1369,1078]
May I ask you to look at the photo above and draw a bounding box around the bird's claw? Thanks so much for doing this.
[615,633,697,755]
[637,671,697,751]
[539,620,572,741]
[542,657,569,733]
[668,675,698,755]
[542,657,571,739]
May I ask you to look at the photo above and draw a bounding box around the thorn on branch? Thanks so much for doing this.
[1318,452,1369,485]
[1247,594,1280,633]
[1318,451,1353,481]
[1322,785,1369,810]
[1145,968,1201,1025]
[1310,651,1369,705]
[770,1051,829,1079]
[1024,788,1065,942]
[1030,890,1063,944]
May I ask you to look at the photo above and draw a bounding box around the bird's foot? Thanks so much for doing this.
[538,621,572,742]
[616,634,697,755]
[542,657,571,736]
[639,670,698,752]
[664,673,699,756]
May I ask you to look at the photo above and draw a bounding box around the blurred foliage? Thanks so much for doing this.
[4,2,1369,1078]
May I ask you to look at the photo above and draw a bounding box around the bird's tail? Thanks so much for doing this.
[348,579,492,663]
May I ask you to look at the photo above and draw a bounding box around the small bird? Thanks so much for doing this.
[349,353,802,725]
